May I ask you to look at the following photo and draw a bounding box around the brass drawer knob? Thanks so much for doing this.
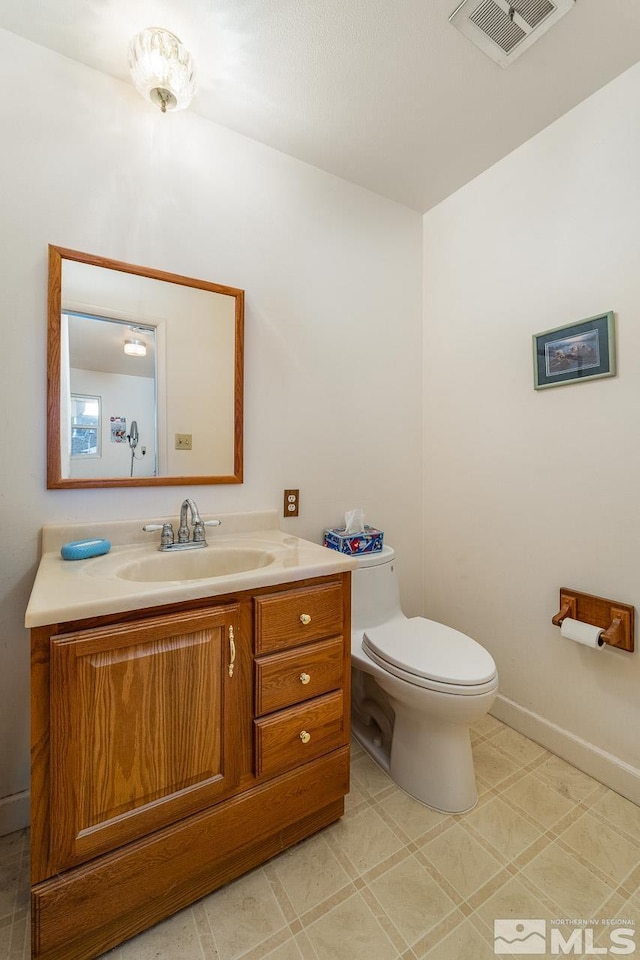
[300,613,312,625]
[299,730,311,744]
[299,672,310,685]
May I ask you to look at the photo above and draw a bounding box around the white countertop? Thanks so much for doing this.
[26,510,356,628]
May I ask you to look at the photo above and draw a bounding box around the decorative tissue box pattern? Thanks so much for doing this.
[323,525,384,555]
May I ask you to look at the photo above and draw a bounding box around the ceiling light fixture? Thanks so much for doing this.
[128,27,196,113]
[124,339,147,357]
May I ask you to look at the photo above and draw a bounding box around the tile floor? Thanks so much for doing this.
[2,716,639,959]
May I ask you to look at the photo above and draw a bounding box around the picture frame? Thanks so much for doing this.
[532,312,616,390]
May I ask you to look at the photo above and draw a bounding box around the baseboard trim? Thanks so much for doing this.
[491,695,640,805]
[0,790,30,837]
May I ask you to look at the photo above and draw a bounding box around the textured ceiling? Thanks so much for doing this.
[2,0,640,211]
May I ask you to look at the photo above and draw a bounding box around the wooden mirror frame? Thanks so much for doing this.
[47,246,244,488]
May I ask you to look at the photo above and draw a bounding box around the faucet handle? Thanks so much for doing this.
[192,520,206,543]
[143,522,174,548]
[192,518,222,544]
[160,523,174,546]
[192,519,221,542]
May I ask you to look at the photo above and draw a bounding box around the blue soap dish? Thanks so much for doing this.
[61,538,111,561]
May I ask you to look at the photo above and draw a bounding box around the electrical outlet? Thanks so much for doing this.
[284,489,299,517]
[175,433,192,450]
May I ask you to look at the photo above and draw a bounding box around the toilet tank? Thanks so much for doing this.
[351,545,402,631]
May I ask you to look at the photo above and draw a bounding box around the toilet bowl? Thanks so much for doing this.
[351,545,498,814]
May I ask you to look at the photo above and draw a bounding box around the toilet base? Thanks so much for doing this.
[352,714,478,814]
[351,664,494,814]
[389,703,478,814]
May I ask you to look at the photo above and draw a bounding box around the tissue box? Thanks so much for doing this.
[323,525,384,555]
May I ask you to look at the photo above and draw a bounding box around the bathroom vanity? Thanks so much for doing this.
[26,512,355,960]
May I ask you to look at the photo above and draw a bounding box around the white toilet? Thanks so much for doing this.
[351,545,498,814]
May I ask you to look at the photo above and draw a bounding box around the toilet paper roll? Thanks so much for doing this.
[560,617,605,650]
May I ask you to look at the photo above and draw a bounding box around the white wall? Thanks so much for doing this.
[0,29,423,831]
[164,290,235,477]
[423,62,640,800]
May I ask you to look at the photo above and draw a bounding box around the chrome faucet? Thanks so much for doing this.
[143,498,222,551]
[178,498,203,543]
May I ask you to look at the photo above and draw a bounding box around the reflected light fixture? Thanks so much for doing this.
[124,339,147,357]
[128,27,196,113]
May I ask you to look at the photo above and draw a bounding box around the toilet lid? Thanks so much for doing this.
[362,617,497,686]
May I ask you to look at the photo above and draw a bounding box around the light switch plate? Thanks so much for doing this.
[175,433,192,450]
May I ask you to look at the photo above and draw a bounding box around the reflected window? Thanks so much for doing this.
[71,394,101,458]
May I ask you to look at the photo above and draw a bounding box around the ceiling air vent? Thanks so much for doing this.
[449,0,575,67]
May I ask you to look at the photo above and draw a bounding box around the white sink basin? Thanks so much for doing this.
[115,547,275,582]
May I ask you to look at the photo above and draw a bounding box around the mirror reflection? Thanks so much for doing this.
[47,247,244,488]
[66,312,157,479]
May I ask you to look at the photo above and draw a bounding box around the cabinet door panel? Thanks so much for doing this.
[50,606,240,871]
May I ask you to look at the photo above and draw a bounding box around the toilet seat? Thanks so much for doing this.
[362,616,498,696]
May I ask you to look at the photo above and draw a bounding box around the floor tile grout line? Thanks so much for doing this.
[292,880,360,929]
[455,809,551,869]
[510,852,614,920]
[478,739,550,772]
[583,805,640,849]
[359,883,415,955]
[552,832,632,890]
[515,869,567,915]
[526,762,605,805]
[410,905,469,958]
[494,783,578,833]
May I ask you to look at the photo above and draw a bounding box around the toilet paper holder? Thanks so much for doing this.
[552,588,635,652]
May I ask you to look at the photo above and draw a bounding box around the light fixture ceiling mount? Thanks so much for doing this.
[124,339,147,357]
[128,27,196,113]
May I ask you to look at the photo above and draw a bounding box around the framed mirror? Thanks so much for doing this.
[47,246,244,488]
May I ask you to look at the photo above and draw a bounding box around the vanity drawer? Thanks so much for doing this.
[255,637,343,716]
[254,691,344,778]
[254,583,344,654]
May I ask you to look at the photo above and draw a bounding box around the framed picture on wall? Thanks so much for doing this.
[532,312,616,390]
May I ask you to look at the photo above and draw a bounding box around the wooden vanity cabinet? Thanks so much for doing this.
[31,572,351,960]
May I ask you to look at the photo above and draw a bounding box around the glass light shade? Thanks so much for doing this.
[128,27,196,113]
[124,339,147,357]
